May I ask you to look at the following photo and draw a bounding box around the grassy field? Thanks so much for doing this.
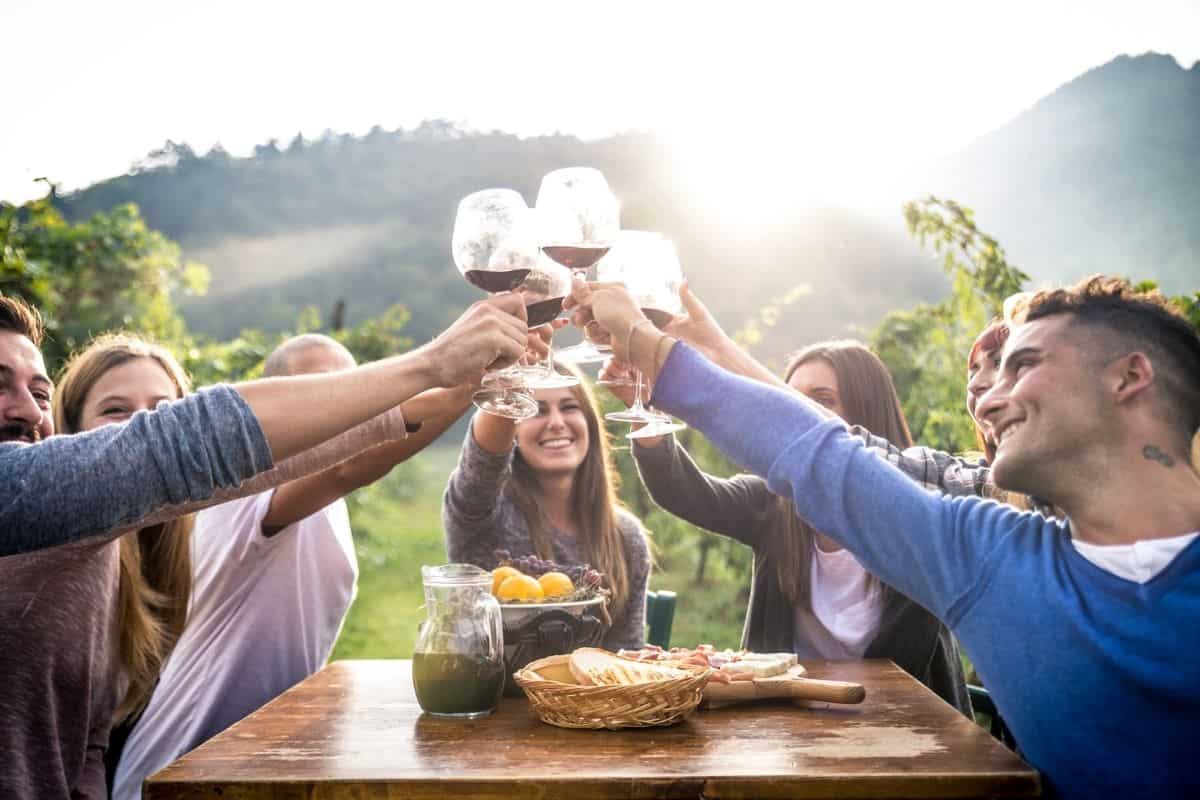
[331,444,748,660]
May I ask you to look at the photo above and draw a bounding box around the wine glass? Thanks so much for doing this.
[595,231,687,439]
[516,253,579,389]
[451,189,539,420]
[535,167,620,364]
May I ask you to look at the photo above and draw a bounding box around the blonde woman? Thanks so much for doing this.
[53,335,198,786]
[52,333,473,798]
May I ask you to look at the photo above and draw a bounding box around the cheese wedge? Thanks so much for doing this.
[742,652,798,667]
[719,653,794,678]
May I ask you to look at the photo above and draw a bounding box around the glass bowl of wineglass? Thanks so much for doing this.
[516,254,580,389]
[451,189,541,420]
[595,231,688,439]
[535,167,620,364]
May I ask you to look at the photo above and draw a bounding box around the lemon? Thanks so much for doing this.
[497,574,545,602]
[491,566,522,596]
[537,571,574,598]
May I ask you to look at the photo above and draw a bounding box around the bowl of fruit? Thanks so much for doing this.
[490,550,611,694]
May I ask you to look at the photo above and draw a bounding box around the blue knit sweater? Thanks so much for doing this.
[653,343,1200,800]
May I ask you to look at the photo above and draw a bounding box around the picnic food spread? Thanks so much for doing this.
[513,648,710,729]
[513,645,866,729]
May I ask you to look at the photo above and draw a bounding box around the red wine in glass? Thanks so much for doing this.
[541,244,611,272]
[464,268,532,293]
[525,296,566,327]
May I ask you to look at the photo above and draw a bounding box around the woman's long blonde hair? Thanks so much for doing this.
[54,333,194,721]
[774,341,914,608]
[506,361,642,621]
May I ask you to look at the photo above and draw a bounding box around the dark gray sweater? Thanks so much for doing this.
[633,434,971,716]
[443,427,650,650]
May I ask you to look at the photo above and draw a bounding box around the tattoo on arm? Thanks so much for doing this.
[1143,445,1176,468]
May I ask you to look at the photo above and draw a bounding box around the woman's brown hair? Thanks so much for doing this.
[506,360,643,621]
[967,319,1009,464]
[773,341,914,608]
[54,333,194,721]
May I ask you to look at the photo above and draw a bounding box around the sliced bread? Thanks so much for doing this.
[568,648,687,686]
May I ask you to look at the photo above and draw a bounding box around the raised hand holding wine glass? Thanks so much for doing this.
[451,189,541,420]
[593,231,687,439]
[516,254,579,389]
[535,167,620,364]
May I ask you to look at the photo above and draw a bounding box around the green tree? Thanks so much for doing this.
[1,190,415,387]
[871,197,1030,454]
[873,196,1198,456]
[0,190,209,372]
[180,302,414,387]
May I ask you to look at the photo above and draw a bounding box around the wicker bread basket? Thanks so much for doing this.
[513,653,711,729]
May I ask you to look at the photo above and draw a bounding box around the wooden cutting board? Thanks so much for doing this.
[701,664,866,708]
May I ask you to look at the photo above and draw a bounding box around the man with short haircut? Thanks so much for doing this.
[0,296,54,444]
[111,335,472,799]
[572,275,1200,800]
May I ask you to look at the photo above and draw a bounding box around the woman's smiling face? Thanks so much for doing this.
[78,357,180,432]
[515,386,590,477]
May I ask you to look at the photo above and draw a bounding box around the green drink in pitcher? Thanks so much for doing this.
[413,564,505,718]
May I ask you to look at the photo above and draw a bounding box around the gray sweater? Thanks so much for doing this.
[633,434,971,716]
[0,385,273,557]
[0,386,272,800]
[443,427,650,650]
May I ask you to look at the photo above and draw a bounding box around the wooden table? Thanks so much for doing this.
[146,659,1039,800]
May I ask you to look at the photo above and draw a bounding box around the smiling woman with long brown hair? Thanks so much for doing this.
[443,360,651,650]
[624,339,971,715]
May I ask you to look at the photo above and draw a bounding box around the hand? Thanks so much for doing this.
[423,294,529,387]
[522,319,568,365]
[564,278,646,359]
[597,358,640,407]
[661,280,731,363]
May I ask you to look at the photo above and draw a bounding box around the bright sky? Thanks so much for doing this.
[3,0,1198,206]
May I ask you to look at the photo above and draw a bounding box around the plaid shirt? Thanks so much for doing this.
[848,426,1055,516]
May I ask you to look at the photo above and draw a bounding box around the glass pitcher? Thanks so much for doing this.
[412,563,505,718]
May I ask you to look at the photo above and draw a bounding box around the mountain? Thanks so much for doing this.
[55,127,944,363]
[902,52,1200,294]
[53,51,1198,360]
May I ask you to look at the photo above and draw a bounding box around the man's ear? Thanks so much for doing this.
[1111,352,1155,405]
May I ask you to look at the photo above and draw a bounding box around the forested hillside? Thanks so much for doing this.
[904,52,1200,294]
[56,127,943,366]
[54,52,1199,359]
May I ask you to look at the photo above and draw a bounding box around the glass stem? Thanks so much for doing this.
[630,370,646,414]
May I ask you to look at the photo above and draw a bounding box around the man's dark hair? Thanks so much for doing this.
[1010,275,1200,447]
[0,294,44,346]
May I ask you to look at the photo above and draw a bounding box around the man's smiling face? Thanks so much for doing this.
[975,314,1112,497]
[0,330,53,443]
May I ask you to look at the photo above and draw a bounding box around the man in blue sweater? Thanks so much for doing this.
[569,275,1200,800]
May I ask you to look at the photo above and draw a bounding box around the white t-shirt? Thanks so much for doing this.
[1071,531,1199,583]
[794,545,884,660]
[112,491,358,800]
